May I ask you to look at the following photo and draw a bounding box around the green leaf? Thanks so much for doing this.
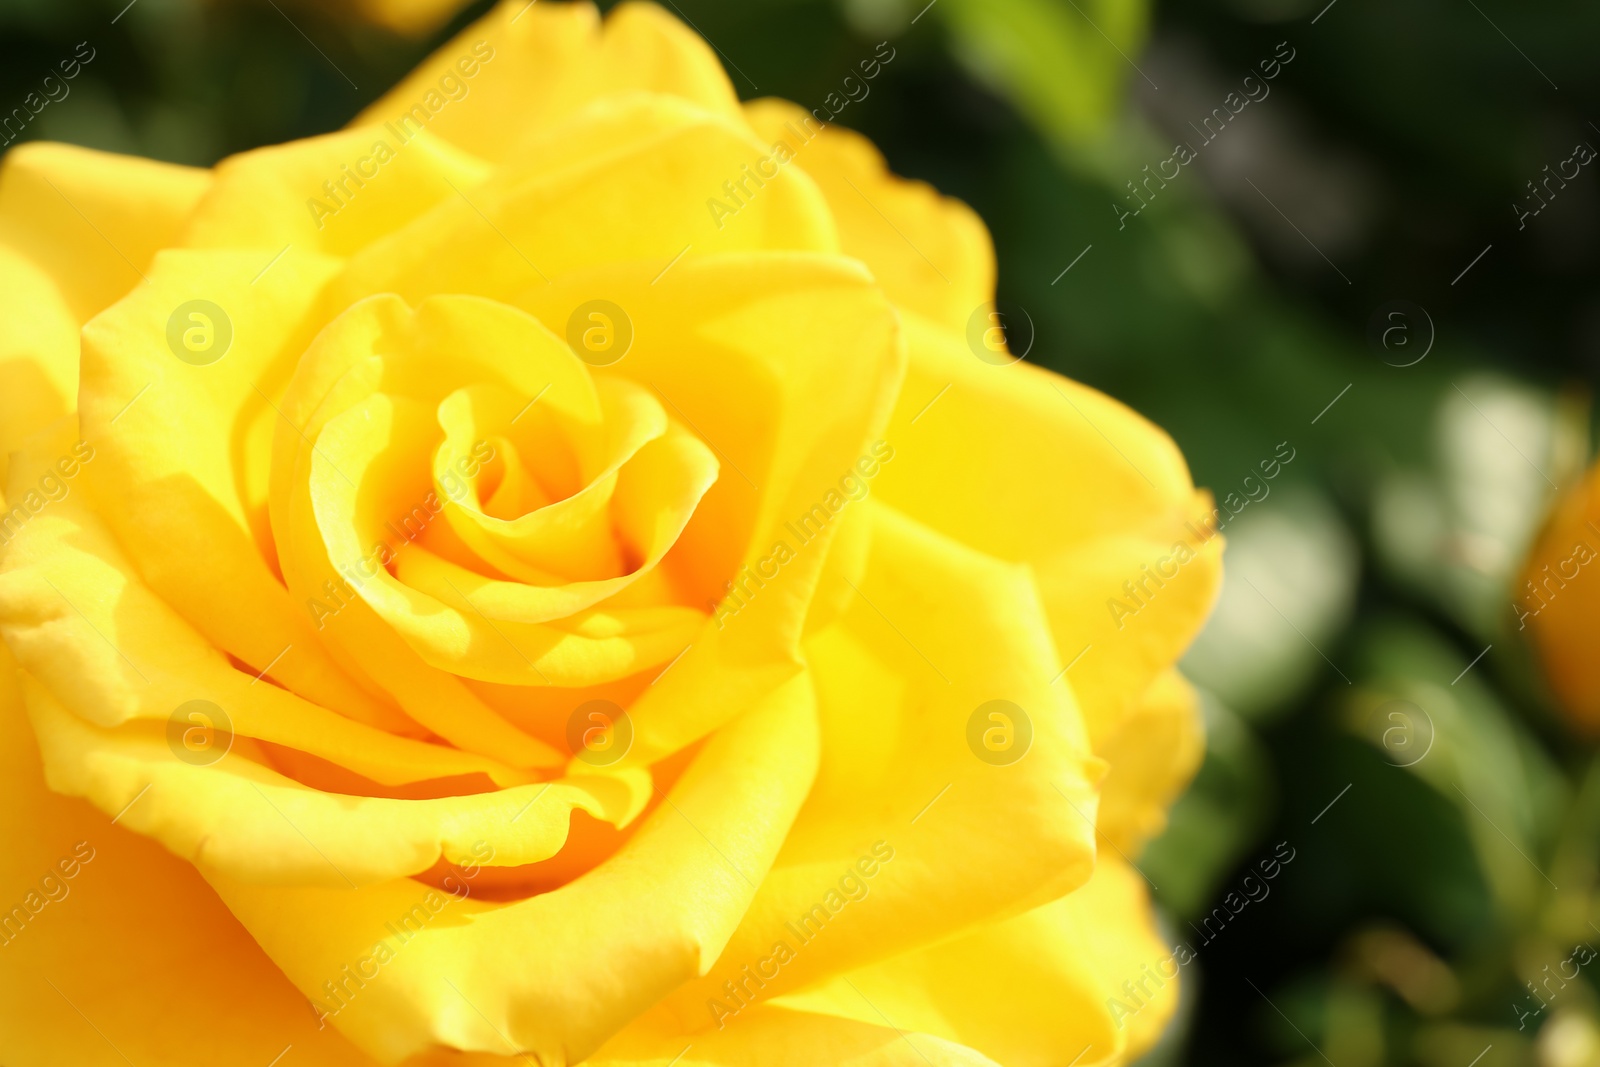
[936,0,1149,147]
[1345,617,1568,922]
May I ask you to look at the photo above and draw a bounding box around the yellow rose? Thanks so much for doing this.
[0,4,1221,1064]
[1520,462,1600,733]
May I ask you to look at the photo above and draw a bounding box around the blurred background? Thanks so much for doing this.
[5,0,1599,1063]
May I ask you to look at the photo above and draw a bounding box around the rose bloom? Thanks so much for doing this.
[1521,462,1600,733]
[0,3,1221,1065]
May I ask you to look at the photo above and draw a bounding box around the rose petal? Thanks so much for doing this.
[514,252,906,765]
[0,647,381,1066]
[0,143,207,484]
[182,127,491,257]
[331,95,837,308]
[770,857,1176,1067]
[22,674,642,886]
[1096,668,1205,854]
[79,248,402,729]
[352,1,745,162]
[0,141,209,323]
[744,99,994,336]
[0,421,532,788]
[589,1004,1002,1067]
[433,376,667,583]
[208,671,819,1063]
[0,423,650,885]
[877,312,1223,730]
[662,502,1101,1017]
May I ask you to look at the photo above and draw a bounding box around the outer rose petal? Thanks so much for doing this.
[753,65,1215,909]
[0,142,210,324]
[0,647,379,1066]
[0,242,76,490]
[736,95,1209,809]
[733,104,1220,734]
[330,96,838,309]
[770,858,1176,1067]
[0,143,207,483]
[352,1,745,161]
[1097,668,1205,854]
[876,313,1223,733]
[1522,460,1600,732]
[589,1005,1001,1067]
[663,502,1101,1019]
[743,99,996,336]
[209,674,819,1064]
[181,128,491,256]
[20,672,643,886]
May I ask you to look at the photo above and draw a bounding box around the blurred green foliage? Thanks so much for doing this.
[6,0,1600,1063]
[933,0,1148,147]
